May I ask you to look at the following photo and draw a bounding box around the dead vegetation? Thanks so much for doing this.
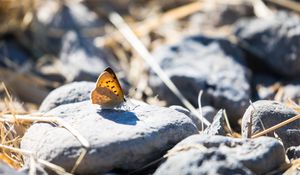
[1,0,300,174]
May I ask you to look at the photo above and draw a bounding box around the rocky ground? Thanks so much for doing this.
[2,0,300,175]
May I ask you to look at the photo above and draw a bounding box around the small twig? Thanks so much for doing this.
[197,90,204,131]
[97,1,203,47]
[0,144,72,175]
[1,114,90,148]
[222,110,233,135]
[266,0,300,14]
[107,11,210,127]
[247,100,254,138]
[249,100,266,136]
[251,0,274,19]
[70,148,87,174]
[29,156,37,175]
[252,114,300,138]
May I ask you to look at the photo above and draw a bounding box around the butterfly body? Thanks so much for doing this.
[91,67,125,109]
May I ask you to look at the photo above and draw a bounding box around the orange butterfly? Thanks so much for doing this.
[91,67,126,109]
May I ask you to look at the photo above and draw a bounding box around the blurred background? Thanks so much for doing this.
[0,0,298,113]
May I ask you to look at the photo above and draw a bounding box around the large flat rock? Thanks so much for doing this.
[22,100,198,174]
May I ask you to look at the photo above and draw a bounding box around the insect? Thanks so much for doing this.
[91,67,126,109]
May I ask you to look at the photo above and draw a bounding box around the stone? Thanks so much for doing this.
[170,105,216,130]
[0,162,26,175]
[235,12,300,76]
[154,148,253,175]
[59,31,110,82]
[22,100,198,174]
[278,82,300,103]
[287,146,300,160]
[19,164,48,175]
[0,38,31,67]
[34,1,105,54]
[39,81,95,112]
[201,106,217,123]
[149,35,251,125]
[157,135,286,175]
[252,73,279,101]
[241,100,300,148]
[203,109,230,136]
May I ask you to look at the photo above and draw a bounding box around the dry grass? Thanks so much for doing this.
[1,0,300,174]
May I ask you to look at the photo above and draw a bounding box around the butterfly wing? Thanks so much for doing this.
[91,67,125,108]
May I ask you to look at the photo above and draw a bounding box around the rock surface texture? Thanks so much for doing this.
[235,12,300,76]
[242,100,300,148]
[39,81,95,112]
[149,35,251,124]
[155,135,286,175]
[22,100,198,174]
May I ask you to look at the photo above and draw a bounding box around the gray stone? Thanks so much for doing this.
[39,81,95,112]
[154,148,253,175]
[203,109,230,136]
[34,1,105,54]
[287,146,300,160]
[0,162,26,175]
[20,164,48,175]
[235,12,300,76]
[160,135,286,175]
[22,100,198,174]
[241,100,300,148]
[149,35,251,125]
[169,105,218,130]
[252,73,279,101]
[188,2,253,34]
[202,106,217,123]
[59,31,109,82]
[279,83,300,103]
[0,38,31,68]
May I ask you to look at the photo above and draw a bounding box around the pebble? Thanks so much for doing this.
[0,162,26,175]
[59,31,109,82]
[235,12,300,76]
[203,109,230,136]
[169,105,217,130]
[241,100,300,148]
[286,146,300,160]
[39,81,95,112]
[34,1,105,53]
[0,38,31,67]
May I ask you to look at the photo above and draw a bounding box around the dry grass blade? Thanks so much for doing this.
[252,0,274,19]
[197,90,204,131]
[0,144,73,175]
[1,114,90,148]
[135,1,203,36]
[222,110,233,135]
[252,114,300,138]
[99,1,203,47]
[70,148,87,174]
[266,0,300,13]
[107,11,211,127]
[284,158,300,175]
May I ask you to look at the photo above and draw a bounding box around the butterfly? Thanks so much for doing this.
[91,67,126,109]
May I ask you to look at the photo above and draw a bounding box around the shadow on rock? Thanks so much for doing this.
[97,109,139,125]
